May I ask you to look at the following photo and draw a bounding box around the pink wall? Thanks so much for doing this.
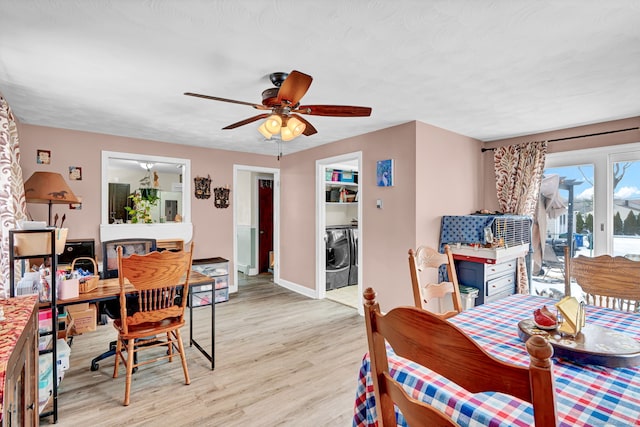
[411,122,482,310]
[281,121,482,311]
[481,116,640,210]
[17,123,278,288]
[17,119,485,312]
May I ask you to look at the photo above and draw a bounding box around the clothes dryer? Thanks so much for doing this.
[326,226,351,290]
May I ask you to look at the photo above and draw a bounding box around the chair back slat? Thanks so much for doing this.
[408,244,463,318]
[565,246,640,312]
[117,243,194,333]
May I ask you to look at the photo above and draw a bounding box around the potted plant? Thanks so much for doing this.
[124,190,159,223]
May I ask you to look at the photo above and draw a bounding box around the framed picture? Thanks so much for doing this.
[376,159,394,187]
[37,149,51,164]
[69,166,82,180]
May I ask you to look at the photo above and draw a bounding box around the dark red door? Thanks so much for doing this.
[258,179,274,273]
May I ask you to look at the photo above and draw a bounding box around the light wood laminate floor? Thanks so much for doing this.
[43,274,368,426]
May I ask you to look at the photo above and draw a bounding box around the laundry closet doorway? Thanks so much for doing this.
[316,152,363,315]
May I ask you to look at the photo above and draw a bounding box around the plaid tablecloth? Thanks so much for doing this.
[353,294,640,426]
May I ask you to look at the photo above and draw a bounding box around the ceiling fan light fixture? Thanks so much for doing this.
[258,122,272,139]
[287,116,306,137]
[280,126,295,141]
[264,114,282,133]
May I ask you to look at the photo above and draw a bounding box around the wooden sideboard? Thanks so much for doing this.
[1,296,39,426]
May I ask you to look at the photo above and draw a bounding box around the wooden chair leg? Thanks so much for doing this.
[113,337,122,379]
[167,331,173,362]
[124,338,135,406]
[175,329,190,385]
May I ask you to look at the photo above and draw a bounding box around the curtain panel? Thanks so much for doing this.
[0,93,27,298]
[494,141,547,294]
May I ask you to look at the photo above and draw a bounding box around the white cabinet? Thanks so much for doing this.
[454,257,517,305]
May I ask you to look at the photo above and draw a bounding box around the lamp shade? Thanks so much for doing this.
[264,114,282,134]
[258,122,273,139]
[23,171,79,204]
[287,116,306,137]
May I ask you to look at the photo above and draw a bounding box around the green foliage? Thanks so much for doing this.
[124,190,159,224]
[623,211,638,236]
[613,212,623,235]
[585,213,593,234]
[575,213,585,233]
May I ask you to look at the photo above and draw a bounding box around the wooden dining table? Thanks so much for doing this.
[353,293,640,426]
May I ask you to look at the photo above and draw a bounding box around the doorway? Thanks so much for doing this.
[316,152,363,315]
[258,178,274,273]
[233,165,280,293]
[533,142,640,298]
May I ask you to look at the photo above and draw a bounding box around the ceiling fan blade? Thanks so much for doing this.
[295,105,372,117]
[291,114,317,136]
[184,92,268,110]
[276,70,313,105]
[222,114,270,130]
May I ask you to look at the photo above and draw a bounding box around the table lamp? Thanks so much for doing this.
[23,171,79,226]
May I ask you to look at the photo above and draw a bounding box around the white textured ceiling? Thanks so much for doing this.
[1,0,639,156]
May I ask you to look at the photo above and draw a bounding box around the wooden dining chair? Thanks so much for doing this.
[564,246,640,312]
[408,244,463,318]
[363,287,558,427]
[113,242,194,406]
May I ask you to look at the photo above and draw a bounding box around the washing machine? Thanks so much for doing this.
[325,226,351,290]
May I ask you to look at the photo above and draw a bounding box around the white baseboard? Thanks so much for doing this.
[248,267,258,276]
[276,278,317,299]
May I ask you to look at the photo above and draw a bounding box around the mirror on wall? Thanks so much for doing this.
[100,151,193,242]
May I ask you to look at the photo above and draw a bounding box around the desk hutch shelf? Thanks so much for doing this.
[9,229,60,423]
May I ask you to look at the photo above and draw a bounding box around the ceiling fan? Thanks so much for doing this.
[184,70,372,141]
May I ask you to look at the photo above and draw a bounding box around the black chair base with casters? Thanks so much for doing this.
[91,298,141,371]
[92,238,157,371]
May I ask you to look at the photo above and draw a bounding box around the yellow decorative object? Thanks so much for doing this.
[556,296,586,336]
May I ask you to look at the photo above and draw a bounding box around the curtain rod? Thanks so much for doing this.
[480,126,640,152]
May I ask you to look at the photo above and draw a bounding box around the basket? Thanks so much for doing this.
[71,257,99,293]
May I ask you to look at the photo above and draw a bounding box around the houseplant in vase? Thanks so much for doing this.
[124,190,159,223]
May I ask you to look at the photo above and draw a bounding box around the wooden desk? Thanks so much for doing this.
[55,270,216,369]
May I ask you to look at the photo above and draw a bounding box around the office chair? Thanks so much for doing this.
[90,238,157,371]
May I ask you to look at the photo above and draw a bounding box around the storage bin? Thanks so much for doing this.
[191,291,212,307]
[14,228,68,256]
[57,338,71,371]
[215,288,229,303]
[39,308,53,333]
[38,354,53,388]
[459,285,479,311]
[191,283,213,294]
[214,276,228,290]
[341,171,355,182]
[39,335,52,351]
[58,278,79,300]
